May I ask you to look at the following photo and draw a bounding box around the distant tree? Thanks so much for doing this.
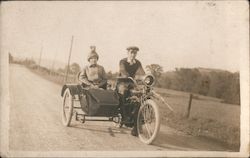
[40,66,50,74]
[154,67,240,104]
[70,62,81,75]
[106,71,120,80]
[112,72,119,78]
[23,58,36,66]
[174,68,201,92]
[60,63,81,75]
[221,72,240,104]
[158,72,173,89]
[106,71,113,79]
[198,75,210,96]
[207,71,229,98]
[146,64,163,86]
[57,68,65,74]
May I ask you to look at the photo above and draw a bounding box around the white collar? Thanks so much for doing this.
[88,64,98,68]
[127,58,136,65]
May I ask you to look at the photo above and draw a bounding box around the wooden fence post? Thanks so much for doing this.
[185,93,193,118]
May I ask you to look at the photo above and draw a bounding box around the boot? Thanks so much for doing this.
[131,118,138,137]
[131,126,138,136]
[131,104,139,136]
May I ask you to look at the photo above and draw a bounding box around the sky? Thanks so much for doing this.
[1,1,248,72]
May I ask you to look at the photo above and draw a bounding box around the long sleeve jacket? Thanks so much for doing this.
[79,64,107,88]
[119,58,145,78]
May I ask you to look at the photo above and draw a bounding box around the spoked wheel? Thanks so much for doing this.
[62,88,74,126]
[137,99,160,144]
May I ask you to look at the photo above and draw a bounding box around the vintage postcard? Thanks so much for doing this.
[0,1,249,157]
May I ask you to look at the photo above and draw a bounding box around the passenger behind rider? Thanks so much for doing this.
[79,46,107,89]
[118,46,145,136]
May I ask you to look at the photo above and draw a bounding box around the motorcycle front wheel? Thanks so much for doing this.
[137,99,160,144]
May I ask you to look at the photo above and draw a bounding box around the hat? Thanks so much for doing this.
[87,46,99,61]
[126,46,139,51]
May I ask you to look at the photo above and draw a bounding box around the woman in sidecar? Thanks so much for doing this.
[78,46,107,89]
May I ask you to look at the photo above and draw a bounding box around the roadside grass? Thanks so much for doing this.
[28,68,76,85]
[27,66,240,150]
[155,87,240,150]
[155,87,240,126]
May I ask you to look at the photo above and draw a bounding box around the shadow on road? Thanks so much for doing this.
[152,131,234,151]
[70,123,129,137]
[152,131,194,150]
[67,123,233,151]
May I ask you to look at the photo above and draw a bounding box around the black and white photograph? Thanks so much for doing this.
[0,1,249,157]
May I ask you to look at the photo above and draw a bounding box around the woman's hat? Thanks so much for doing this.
[87,46,99,61]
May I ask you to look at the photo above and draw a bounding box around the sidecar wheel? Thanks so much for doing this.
[137,99,160,144]
[62,88,74,126]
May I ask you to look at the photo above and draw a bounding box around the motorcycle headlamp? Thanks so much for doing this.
[143,74,155,86]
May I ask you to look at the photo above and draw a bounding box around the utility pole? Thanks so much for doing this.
[50,51,57,75]
[38,45,43,69]
[64,36,74,83]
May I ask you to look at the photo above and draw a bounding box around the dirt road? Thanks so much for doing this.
[9,64,230,151]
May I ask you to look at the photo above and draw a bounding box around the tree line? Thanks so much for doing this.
[10,54,240,105]
[147,64,240,105]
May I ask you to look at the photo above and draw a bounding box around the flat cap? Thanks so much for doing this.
[126,46,139,51]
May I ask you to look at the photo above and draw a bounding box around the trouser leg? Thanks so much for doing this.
[98,82,107,89]
[131,103,140,136]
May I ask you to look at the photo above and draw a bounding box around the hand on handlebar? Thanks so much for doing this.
[90,84,99,89]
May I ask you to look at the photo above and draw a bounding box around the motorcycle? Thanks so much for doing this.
[61,74,161,144]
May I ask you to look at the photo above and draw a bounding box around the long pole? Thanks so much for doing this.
[38,45,43,67]
[185,93,193,118]
[50,51,57,75]
[64,36,74,83]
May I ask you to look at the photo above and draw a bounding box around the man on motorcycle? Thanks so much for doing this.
[119,46,145,78]
[79,46,107,89]
[118,46,145,136]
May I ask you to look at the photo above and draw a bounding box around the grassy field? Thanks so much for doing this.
[155,87,240,126]
[28,67,240,150]
[155,87,240,150]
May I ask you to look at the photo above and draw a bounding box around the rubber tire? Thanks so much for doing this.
[62,88,74,126]
[137,99,160,144]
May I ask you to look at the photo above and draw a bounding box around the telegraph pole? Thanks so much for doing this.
[38,45,43,69]
[64,36,74,83]
[50,51,57,75]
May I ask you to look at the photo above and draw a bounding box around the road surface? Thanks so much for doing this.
[9,64,230,151]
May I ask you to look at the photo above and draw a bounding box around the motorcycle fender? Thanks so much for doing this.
[61,84,83,97]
